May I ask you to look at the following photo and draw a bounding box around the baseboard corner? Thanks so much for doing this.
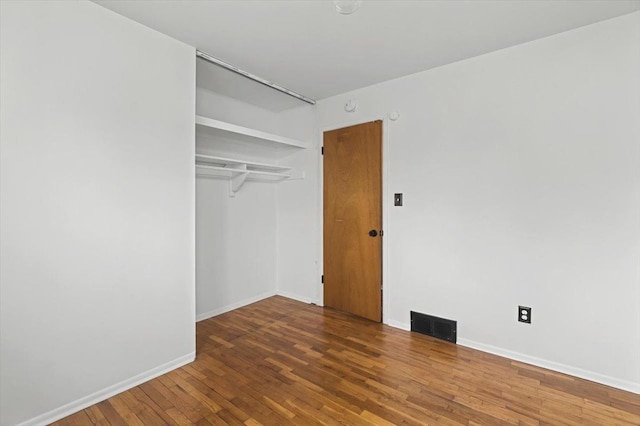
[196,290,277,322]
[275,290,317,305]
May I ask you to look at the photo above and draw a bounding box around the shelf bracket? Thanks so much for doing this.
[228,164,248,197]
[230,172,249,197]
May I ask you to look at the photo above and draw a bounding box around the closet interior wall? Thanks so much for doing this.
[196,88,278,319]
[275,105,320,304]
[196,87,317,319]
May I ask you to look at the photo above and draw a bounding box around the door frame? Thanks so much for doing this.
[318,115,391,324]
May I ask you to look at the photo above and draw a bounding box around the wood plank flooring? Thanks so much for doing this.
[55,296,640,425]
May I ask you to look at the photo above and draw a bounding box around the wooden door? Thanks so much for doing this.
[323,120,382,322]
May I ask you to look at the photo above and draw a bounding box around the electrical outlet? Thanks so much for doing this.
[518,306,531,324]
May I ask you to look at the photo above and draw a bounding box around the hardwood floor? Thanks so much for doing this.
[55,296,640,425]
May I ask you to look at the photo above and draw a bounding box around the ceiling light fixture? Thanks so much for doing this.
[334,0,362,15]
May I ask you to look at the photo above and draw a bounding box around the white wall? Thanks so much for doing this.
[197,87,280,133]
[195,89,280,319]
[0,2,196,425]
[309,12,640,392]
[276,105,320,303]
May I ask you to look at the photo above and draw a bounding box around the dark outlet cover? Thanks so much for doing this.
[518,306,532,324]
[394,193,403,206]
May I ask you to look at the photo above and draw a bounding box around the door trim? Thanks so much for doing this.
[318,115,391,324]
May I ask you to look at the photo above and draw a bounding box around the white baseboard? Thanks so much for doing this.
[196,290,277,322]
[276,289,318,305]
[381,320,639,395]
[384,319,410,331]
[457,338,640,395]
[18,352,196,426]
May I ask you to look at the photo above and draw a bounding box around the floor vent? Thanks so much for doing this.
[410,311,457,343]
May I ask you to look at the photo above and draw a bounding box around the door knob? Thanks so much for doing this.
[368,230,378,237]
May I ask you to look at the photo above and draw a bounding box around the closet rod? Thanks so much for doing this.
[196,50,316,106]
[196,164,291,178]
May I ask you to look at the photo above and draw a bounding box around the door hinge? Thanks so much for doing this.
[321,146,324,155]
[321,274,324,284]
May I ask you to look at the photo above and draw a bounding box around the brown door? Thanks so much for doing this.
[323,120,382,322]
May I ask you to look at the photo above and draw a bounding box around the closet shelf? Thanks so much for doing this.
[196,154,292,172]
[196,115,308,149]
[195,154,303,197]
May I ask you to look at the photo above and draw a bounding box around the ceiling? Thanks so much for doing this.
[94,0,640,110]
